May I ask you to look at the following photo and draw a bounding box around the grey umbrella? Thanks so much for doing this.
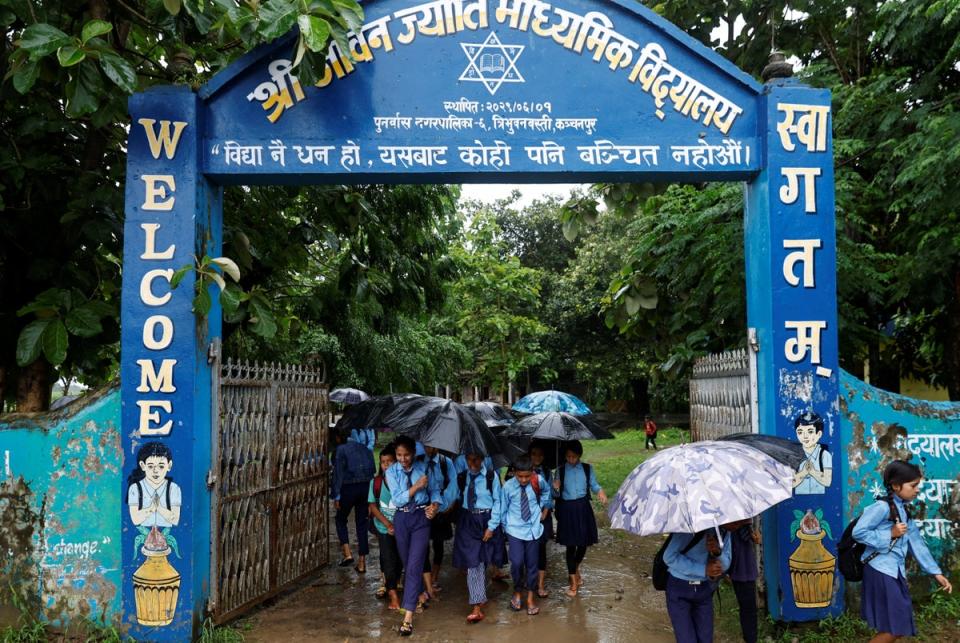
[383,397,504,463]
[500,412,614,441]
[718,433,807,470]
[330,387,369,405]
[465,401,517,427]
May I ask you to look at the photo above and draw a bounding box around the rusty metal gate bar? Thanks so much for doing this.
[689,348,752,442]
[209,350,329,623]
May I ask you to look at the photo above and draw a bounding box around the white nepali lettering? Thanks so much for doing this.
[780,167,821,213]
[782,239,822,288]
[458,140,511,168]
[223,141,263,167]
[903,435,960,461]
[378,145,448,167]
[669,139,745,169]
[525,141,565,165]
[777,103,830,153]
[915,518,953,539]
[577,140,659,166]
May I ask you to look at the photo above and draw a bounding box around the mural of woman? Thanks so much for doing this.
[792,412,832,495]
[128,441,182,527]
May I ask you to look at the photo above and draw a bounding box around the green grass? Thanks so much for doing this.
[581,427,687,495]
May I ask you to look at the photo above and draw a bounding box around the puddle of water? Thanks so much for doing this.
[245,515,682,642]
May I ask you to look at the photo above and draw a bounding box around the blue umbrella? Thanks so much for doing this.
[330,387,370,405]
[512,390,591,415]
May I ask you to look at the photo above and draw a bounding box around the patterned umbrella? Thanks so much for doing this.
[330,387,370,405]
[512,390,591,415]
[608,441,794,536]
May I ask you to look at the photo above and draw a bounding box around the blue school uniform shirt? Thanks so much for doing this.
[454,453,494,475]
[423,452,458,512]
[459,465,502,514]
[664,531,732,582]
[386,460,442,508]
[349,427,376,452]
[852,496,942,579]
[331,440,374,501]
[490,475,550,541]
[555,462,601,500]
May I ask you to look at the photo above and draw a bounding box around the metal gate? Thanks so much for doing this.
[689,348,753,441]
[209,350,330,623]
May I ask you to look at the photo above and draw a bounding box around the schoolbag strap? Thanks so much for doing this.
[457,471,467,498]
[485,469,495,495]
[165,477,172,509]
[373,475,383,501]
[531,473,541,505]
[680,531,705,555]
[584,463,592,500]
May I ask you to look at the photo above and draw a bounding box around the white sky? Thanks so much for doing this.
[459,183,583,207]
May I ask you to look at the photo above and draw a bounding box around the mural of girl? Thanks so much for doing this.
[792,412,832,495]
[127,441,182,627]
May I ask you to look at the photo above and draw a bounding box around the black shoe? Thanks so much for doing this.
[338,557,355,567]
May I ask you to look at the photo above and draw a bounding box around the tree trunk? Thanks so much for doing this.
[947,271,960,401]
[630,378,650,415]
[0,366,6,412]
[16,359,50,412]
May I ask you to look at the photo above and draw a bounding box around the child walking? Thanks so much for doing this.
[528,443,554,597]
[421,446,458,595]
[368,444,402,610]
[727,521,760,643]
[490,456,551,615]
[553,441,607,597]
[644,415,658,450]
[664,525,733,643]
[332,429,375,572]
[386,435,441,636]
[451,452,504,624]
[853,460,952,642]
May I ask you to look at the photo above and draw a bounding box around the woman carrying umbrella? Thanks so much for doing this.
[553,440,608,597]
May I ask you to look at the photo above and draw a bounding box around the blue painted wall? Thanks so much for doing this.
[0,387,122,627]
[839,369,960,569]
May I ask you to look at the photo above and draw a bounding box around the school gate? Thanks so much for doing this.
[120,0,841,638]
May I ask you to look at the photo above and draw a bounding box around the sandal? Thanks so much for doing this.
[509,596,523,611]
[399,621,413,637]
[537,589,550,598]
[337,557,354,567]
[527,605,540,616]
[466,612,485,624]
[354,564,366,574]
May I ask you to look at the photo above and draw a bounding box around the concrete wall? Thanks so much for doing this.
[0,386,122,627]
[840,370,960,566]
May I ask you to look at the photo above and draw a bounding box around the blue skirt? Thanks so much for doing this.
[861,564,916,636]
[452,509,506,569]
[541,509,554,540]
[555,497,598,547]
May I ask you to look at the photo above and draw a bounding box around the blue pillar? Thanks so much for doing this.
[745,80,842,620]
[121,86,222,640]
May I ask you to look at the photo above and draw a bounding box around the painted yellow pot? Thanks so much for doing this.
[789,529,836,608]
[133,551,180,626]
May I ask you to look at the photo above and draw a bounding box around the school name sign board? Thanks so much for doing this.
[200,0,761,182]
[120,0,841,637]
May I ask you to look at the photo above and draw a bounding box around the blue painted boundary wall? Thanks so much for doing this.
[839,369,960,569]
[0,387,122,627]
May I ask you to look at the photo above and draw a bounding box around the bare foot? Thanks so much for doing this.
[564,586,578,597]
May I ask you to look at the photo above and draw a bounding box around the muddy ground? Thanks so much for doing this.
[243,515,717,643]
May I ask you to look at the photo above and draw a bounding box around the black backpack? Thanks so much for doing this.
[837,497,900,582]
[457,469,496,503]
[558,462,592,501]
[652,532,705,590]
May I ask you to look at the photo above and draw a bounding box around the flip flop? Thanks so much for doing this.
[337,557,354,567]
[509,596,522,611]
[354,564,366,574]
[399,621,414,637]
[466,612,485,624]
[537,589,550,598]
[527,606,540,616]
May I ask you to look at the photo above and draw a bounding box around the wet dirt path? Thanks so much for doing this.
[244,514,693,642]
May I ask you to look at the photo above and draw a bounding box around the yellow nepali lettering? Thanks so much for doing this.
[136,358,177,393]
[137,118,188,160]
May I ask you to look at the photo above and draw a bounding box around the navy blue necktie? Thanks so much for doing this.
[468,473,478,509]
[405,470,415,507]
[520,484,531,521]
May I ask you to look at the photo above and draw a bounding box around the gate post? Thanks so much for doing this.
[744,80,842,621]
[121,86,223,640]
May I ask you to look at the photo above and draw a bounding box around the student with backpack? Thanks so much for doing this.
[644,415,659,450]
[451,451,504,624]
[852,460,952,642]
[727,522,760,643]
[490,455,551,615]
[662,524,734,643]
[421,446,458,596]
[552,440,608,597]
[368,443,402,611]
[127,441,182,528]
[528,443,554,597]
[332,428,376,572]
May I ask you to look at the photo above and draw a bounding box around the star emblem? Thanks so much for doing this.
[459,32,525,95]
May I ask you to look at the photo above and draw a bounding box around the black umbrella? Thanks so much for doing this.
[382,397,504,463]
[333,393,421,433]
[465,401,517,427]
[718,433,806,470]
[500,412,614,441]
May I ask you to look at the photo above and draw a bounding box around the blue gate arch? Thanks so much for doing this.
[120,0,840,638]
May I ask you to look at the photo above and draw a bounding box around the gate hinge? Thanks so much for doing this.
[206,469,217,488]
[206,597,217,614]
[748,327,760,352]
[207,339,220,365]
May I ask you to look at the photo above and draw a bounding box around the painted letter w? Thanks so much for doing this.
[137,118,188,160]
